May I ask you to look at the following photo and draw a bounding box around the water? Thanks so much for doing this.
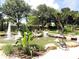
[6,22,22,40]
[15,31,22,40]
[6,22,12,40]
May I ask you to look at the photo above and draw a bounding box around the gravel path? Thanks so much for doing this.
[38,47,79,59]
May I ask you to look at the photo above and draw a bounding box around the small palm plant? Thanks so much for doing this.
[21,31,33,58]
[22,31,33,48]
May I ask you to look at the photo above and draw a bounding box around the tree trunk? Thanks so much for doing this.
[56,17,64,34]
[1,21,4,31]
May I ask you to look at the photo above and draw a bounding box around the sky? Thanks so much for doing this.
[0,0,79,11]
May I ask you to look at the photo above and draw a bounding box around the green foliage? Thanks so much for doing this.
[27,15,38,25]
[2,0,31,29]
[34,4,57,27]
[22,32,27,47]
[30,44,44,51]
[17,44,23,50]
[0,12,4,31]
[37,45,44,51]
[75,31,79,35]
[2,0,31,18]
[64,25,73,34]
[20,24,28,36]
[22,31,33,47]
[23,44,44,55]
[21,30,33,56]
[61,8,70,13]
[30,37,55,50]
[23,47,31,55]
[3,44,13,55]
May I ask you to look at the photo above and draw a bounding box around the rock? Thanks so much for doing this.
[55,39,60,42]
[45,43,57,51]
[43,31,48,37]
[66,41,78,47]
[66,36,71,41]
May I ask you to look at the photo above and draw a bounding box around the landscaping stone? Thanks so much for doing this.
[43,31,48,37]
[66,41,78,47]
[45,43,57,51]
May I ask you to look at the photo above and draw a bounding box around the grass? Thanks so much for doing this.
[48,30,59,34]
[74,31,79,35]
[0,31,6,36]
[0,31,17,44]
[3,44,13,55]
[0,38,16,44]
[30,37,56,48]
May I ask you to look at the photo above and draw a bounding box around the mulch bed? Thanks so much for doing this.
[12,47,44,59]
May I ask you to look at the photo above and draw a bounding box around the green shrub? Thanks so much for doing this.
[64,25,73,34]
[3,44,13,56]
[16,38,23,50]
[37,45,44,51]
[17,44,23,50]
[75,31,79,35]
[23,47,31,55]
[22,44,44,56]
[30,44,44,51]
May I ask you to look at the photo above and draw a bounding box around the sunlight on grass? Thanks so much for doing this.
[30,37,55,47]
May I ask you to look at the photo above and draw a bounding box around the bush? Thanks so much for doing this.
[23,47,31,55]
[37,45,45,51]
[3,44,13,56]
[22,44,45,56]
[30,44,44,51]
[64,25,73,34]
[75,31,79,35]
[17,44,23,50]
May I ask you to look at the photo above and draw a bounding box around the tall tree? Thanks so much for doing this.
[2,0,31,30]
[61,7,71,24]
[34,4,57,29]
[0,6,4,31]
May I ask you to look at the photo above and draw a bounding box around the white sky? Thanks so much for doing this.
[63,0,78,10]
[24,0,60,10]
[1,0,79,11]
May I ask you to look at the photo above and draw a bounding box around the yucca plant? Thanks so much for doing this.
[22,31,33,48]
[21,31,33,57]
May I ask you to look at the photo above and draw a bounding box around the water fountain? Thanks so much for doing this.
[15,31,22,40]
[6,22,22,40]
[6,22,12,40]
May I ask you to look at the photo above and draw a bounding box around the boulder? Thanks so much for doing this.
[66,41,78,47]
[45,43,57,51]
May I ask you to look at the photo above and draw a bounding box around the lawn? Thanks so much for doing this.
[0,37,16,44]
[30,37,56,49]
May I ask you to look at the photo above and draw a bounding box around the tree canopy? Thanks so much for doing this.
[2,0,31,29]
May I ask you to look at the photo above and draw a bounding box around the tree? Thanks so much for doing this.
[55,13,65,33]
[61,8,70,13]
[0,6,4,31]
[27,15,38,26]
[61,7,71,24]
[0,12,4,31]
[69,11,79,31]
[2,0,31,30]
[34,4,57,30]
